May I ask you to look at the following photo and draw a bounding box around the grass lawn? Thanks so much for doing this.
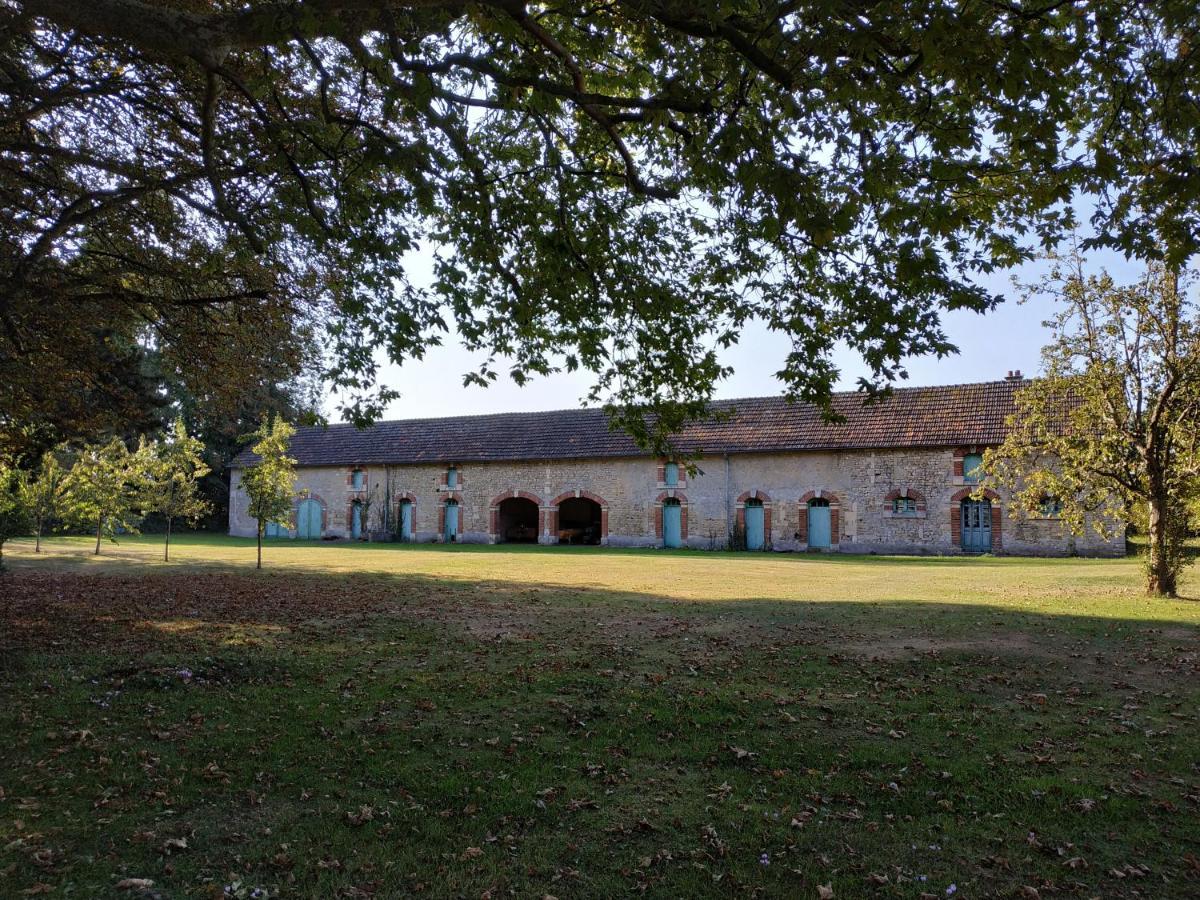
[1,535,1198,898]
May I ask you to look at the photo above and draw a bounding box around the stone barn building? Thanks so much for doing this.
[228,376,1121,557]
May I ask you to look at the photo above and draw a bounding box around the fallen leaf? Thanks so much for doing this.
[115,878,154,890]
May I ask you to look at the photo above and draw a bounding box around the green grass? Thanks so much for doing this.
[1,535,1198,898]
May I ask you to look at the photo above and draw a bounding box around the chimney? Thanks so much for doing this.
[1005,370,1024,382]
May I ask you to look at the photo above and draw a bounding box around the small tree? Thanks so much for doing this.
[67,438,148,555]
[986,253,1200,597]
[143,420,211,561]
[0,465,33,569]
[239,418,296,570]
[18,450,72,553]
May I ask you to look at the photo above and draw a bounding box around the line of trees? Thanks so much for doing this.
[0,419,211,567]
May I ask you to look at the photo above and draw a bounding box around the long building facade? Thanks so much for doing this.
[228,377,1122,557]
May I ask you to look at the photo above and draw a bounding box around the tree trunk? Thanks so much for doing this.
[257,520,263,570]
[35,517,42,553]
[164,516,172,562]
[1146,495,1178,597]
[94,516,103,555]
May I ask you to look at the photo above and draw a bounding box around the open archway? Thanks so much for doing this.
[555,495,604,545]
[497,496,539,543]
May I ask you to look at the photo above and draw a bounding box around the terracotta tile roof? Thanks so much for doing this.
[230,379,1024,468]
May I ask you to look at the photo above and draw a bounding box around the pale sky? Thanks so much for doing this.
[364,247,1143,421]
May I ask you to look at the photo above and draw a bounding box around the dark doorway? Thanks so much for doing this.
[498,497,539,543]
[558,497,602,545]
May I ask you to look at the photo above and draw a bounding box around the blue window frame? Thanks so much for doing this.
[892,497,918,517]
[1039,496,1062,518]
[963,453,984,484]
[351,468,364,490]
[447,466,458,489]
[664,461,679,487]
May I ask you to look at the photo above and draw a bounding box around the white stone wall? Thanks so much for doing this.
[227,448,1124,557]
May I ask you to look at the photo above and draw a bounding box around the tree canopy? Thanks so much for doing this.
[4,1,1200,449]
[986,253,1200,597]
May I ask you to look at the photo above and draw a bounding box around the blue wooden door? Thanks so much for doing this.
[351,502,362,540]
[807,501,831,549]
[264,521,284,538]
[961,499,991,552]
[662,501,682,548]
[744,502,765,550]
[297,499,322,539]
[444,501,459,542]
[399,501,413,541]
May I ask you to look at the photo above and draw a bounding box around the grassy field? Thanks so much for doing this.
[1,535,1198,898]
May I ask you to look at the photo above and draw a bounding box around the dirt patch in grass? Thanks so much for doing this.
[845,632,1053,660]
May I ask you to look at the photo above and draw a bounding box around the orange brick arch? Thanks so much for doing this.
[797,490,841,545]
[950,487,1002,551]
[292,491,329,533]
[654,490,688,540]
[547,490,609,541]
[735,490,772,542]
[884,487,927,514]
[488,490,544,537]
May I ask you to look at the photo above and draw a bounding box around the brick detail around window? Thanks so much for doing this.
[797,490,841,546]
[654,491,688,539]
[734,490,772,542]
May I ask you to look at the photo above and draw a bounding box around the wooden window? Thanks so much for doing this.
[892,497,919,517]
[447,466,458,489]
[664,461,679,487]
[351,468,364,490]
[962,453,984,484]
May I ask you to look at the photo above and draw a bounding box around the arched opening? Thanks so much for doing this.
[661,498,683,548]
[497,496,539,543]
[744,498,765,550]
[558,496,602,545]
[397,499,414,542]
[960,498,992,552]
[806,497,831,549]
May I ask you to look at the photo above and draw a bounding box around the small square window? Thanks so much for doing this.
[1039,496,1062,518]
[892,497,918,517]
[664,461,679,487]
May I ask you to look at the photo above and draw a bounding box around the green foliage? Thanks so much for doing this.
[7,2,1200,452]
[142,420,211,559]
[0,465,33,566]
[17,450,73,551]
[986,251,1200,595]
[238,418,296,543]
[65,438,151,553]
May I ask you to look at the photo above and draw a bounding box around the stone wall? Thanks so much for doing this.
[227,448,1123,557]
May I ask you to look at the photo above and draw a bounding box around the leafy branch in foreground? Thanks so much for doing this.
[6,1,1200,451]
[986,252,1200,597]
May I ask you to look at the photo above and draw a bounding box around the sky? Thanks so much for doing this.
[365,247,1143,422]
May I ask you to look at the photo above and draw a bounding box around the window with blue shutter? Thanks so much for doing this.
[664,461,679,487]
[447,466,458,489]
[963,453,984,484]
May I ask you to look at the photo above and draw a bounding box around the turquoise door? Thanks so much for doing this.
[662,500,682,548]
[297,499,322,539]
[351,502,362,540]
[961,499,992,552]
[264,521,284,538]
[744,501,765,550]
[399,501,413,541]
[807,500,831,549]
[444,501,459,542]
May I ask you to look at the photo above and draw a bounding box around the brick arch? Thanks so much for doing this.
[437,491,464,539]
[394,491,417,504]
[950,487,1000,502]
[654,490,688,541]
[797,490,841,546]
[950,488,1003,551]
[547,490,609,542]
[884,486,927,516]
[489,490,544,537]
[735,490,772,543]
